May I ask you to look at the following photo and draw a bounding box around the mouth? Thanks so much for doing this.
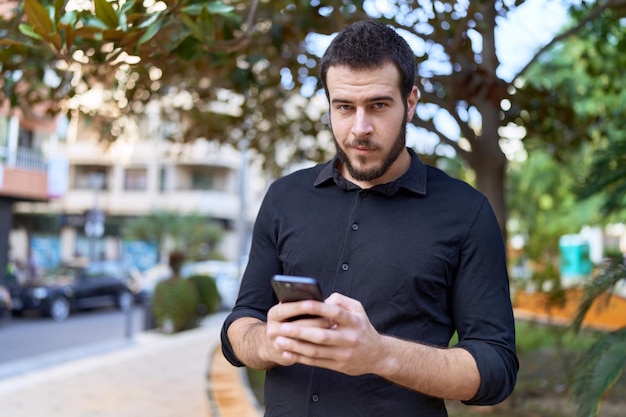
[348,140,378,154]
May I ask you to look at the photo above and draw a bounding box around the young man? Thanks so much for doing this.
[221,19,518,416]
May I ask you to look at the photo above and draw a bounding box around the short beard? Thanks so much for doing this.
[335,113,407,183]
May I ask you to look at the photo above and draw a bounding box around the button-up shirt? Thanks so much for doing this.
[221,148,518,417]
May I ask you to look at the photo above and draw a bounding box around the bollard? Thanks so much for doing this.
[124,303,133,339]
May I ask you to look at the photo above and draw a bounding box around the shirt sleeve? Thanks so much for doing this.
[451,198,519,405]
[221,185,283,367]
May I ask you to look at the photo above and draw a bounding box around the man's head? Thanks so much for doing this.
[319,19,417,101]
[319,20,418,188]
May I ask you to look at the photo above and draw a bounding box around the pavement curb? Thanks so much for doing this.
[207,344,264,417]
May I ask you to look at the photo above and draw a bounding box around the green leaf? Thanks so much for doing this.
[181,4,204,16]
[120,0,137,14]
[136,12,161,29]
[53,0,65,23]
[183,2,234,16]
[94,0,119,29]
[59,10,78,26]
[137,20,163,47]
[18,23,44,41]
[119,9,128,31]
[82,15,110,31]
[571,329,626,417]
[199,8,216,43]
[172,36,203,61]
[24,0,55,35]
[181,13,204,42]
[205,1,235,15]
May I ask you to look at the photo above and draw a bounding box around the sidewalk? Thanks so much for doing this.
[0,312,263,417]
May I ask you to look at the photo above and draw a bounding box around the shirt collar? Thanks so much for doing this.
[314,148,427,196]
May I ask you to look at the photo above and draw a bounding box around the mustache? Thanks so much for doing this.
[346,138,379,150]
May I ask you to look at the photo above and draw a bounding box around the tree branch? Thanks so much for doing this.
[513,0,626,80]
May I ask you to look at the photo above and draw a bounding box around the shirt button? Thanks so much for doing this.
[341,263,349,271]
[312,394,319,402]
[359,191,367,197]
[351,223,359,231]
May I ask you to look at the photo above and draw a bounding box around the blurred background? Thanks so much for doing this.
[1,1,625,416]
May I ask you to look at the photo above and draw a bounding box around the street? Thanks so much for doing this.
[0,305,149,373]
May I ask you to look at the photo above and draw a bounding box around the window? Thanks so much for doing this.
[124,168,147,191]
[191,170,214,190]
[73,166,108,190]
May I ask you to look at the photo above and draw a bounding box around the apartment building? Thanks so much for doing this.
[8,108,265,275]
[0,102,56,285]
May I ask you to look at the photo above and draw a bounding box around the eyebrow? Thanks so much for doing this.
[331,95,396,105]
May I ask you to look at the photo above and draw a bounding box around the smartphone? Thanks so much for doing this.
[271,275,324,302]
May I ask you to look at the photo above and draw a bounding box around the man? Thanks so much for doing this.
[221,19,518,416]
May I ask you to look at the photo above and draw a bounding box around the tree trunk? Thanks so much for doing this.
[468,102,508,242]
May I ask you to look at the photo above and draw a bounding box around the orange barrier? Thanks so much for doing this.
[513,288,626,331]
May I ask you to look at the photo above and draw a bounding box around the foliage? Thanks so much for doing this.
[152,276,199,333]
[506,148,604,270]
[509,9,626,413]
[5,0,626,237]
[188,273,221,316]
[121,210,224,260]
[509,3,626,218]
[569,261,626,417]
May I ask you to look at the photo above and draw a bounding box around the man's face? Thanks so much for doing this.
[327,62,418,188]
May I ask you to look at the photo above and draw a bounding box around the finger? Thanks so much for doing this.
[325,292,365,314]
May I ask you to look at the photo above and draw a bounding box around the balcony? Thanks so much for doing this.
[0,147,48,201]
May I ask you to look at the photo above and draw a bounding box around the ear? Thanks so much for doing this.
[406,86,419,118]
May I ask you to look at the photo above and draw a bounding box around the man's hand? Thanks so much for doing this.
[229,293,480,401]
[266,293,385,376]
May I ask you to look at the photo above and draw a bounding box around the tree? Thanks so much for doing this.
[3,0,626,236]
[121,211,225,260]
[514,6,626,415]
[508,2,626,218]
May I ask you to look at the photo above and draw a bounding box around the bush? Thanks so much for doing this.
[188,274,221,316]
[152,278,199,333]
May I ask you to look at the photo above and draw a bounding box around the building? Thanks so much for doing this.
[7,105,265,276]
[0,101,57,286]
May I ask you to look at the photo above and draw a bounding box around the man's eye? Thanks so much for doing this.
[373,102,387,109]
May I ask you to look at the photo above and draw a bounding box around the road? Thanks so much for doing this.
[0,305,151,377]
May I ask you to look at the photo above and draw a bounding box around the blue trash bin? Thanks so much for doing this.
[559,234,592,286]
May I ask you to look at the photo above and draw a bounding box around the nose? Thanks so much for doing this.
[351,108,373,138]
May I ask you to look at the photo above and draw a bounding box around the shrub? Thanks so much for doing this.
[188,274,221,317]
[152,278,199,333]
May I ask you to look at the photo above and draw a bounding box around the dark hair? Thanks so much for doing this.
[319,20,416,98]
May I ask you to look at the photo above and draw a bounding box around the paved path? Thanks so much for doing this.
[0,313,263,417]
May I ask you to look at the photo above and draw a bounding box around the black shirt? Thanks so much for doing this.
[221,148,518,416]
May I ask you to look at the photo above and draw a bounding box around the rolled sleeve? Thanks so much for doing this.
[453,199,519,405]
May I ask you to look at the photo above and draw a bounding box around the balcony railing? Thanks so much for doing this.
[2,147,47,171]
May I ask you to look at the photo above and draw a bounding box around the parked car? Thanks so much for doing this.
[11,261,139,322]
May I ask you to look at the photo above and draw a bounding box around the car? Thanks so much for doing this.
[11,260,138,322]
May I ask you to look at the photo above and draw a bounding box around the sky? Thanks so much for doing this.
[495,0,569,81]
